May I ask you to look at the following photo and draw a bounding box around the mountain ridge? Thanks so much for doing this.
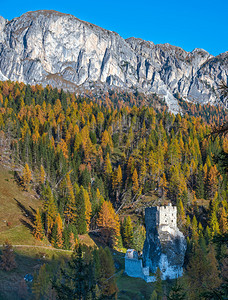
[0,10,227,113]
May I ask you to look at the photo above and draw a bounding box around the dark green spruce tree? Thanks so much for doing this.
[75,187,87,234]
[53,245,96,300]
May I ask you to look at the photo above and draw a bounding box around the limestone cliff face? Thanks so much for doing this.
[0,10,227,113]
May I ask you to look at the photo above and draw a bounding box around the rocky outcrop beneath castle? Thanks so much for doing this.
[143,224,186,280]
[143,204,186,280]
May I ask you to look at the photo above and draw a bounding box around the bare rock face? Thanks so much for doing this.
[0,10,227,113]
[143,205,186,280]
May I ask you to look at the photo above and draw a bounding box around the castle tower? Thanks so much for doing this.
[143,203,186,280]
[144,203,177,233]
[125,203,186,282]
[157,203,177,228]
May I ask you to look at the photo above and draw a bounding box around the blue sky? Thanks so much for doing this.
[1,0,227,56]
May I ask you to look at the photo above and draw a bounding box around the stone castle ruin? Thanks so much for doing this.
[125,203,186,282]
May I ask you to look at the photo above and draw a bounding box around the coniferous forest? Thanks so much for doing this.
[0,80,227,299]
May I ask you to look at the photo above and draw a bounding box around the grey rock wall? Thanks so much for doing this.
[0,10,227,113]
[143,224,186,280]
[143,206,186,280]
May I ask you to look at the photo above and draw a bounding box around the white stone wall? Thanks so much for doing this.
[145,204,177,230]
[158,204,177,228]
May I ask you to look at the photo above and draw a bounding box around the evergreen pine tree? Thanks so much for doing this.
[122,216,134,249]
[80,169,91,189]
[150,290,157,300]
[63,226,70,250]
[167,281,186,300]
[133,224,146,252]
[53,245,96,299]
[75,187,87,234]
[186,215,191,234]
[196,165,204,199]
[191,215,199,243]
[43,185,57,235]
[83,188,92,231]
[177,199,185,228]
[64,173,77,225]
[98,247,118,298]
[187,244,210,299]
[205,226,211,243]
[51,223,57,247]
[32,264,53,300]
[210,208,220,237]
[40,164,46,184]
[199,233,207,254]
[206,244,222,290]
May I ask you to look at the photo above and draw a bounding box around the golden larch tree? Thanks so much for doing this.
[69,232,76,251]
[132,168,139,194]
[101,130,110,149]
[159,173,167,198]
[40,165,46,184]
[33,209,44,241]
[83,188,92,231]
[43,187,57,235]
[104,153,112,176]
[112,165,122,190]
[140,159,147,185]
[97,201,120,248]
[22,163,32,189]
[55,213,63,248]
[57,139,68,159]
[219,207,228,233]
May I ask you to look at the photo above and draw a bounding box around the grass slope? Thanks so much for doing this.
[117,274,154,300]
[0,164,97,299]
[0,165,47,246]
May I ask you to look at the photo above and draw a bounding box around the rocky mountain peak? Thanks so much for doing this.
[0,10,227,113]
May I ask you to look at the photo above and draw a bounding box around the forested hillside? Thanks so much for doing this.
[0,80,227,299]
